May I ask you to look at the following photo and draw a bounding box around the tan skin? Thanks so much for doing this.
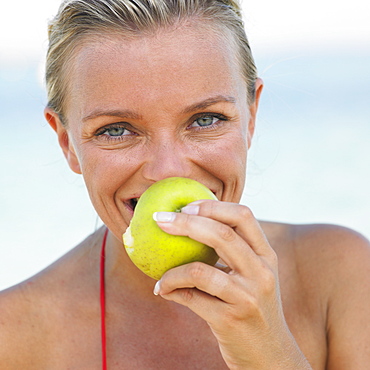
[1,23,369,369]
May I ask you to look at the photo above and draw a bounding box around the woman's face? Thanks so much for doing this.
[48,23,262,240]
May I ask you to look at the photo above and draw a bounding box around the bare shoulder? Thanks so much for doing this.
[262,220,370,273]
[0,277,52,368]
[290,223,370,280]
[291,222,370,250]
[0,230,102,368]
[262,221,370,369]
[261,220,370,306]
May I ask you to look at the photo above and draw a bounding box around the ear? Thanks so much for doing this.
[44,108,82,174]
[247,77,263,148]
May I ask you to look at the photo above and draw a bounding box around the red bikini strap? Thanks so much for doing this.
[100,228,109,370]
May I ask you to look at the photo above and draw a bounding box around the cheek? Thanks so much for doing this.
[202,137,247,202]
[78,146,139,195]
[202,134,247,171]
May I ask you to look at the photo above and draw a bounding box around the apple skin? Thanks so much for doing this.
[123,177,219,280]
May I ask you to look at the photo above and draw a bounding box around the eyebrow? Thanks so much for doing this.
[82,95,236,122]
[82,109,143,122]
[181,95,236,114]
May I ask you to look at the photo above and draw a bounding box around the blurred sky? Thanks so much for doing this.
[0,0,369,289]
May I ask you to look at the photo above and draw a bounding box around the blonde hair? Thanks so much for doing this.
[46,0,257,124]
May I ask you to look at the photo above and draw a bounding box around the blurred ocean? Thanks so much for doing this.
[1,47,369,290]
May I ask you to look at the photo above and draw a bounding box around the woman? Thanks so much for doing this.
[1,0,369,368]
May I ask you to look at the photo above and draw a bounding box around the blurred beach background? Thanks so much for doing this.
[1,0,369,290]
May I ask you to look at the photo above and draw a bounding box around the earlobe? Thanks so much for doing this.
[247,78,264,148]
[44,108,82,174]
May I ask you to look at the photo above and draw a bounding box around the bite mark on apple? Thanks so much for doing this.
[123,225,135,254]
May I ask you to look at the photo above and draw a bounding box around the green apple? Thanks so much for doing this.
[123,177,219,280]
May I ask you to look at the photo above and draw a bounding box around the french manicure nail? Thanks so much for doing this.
[181,205,200,215]
[153,280,161,295]
[153,212,176,222]
[189,200,204,205]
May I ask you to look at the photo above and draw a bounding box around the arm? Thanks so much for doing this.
[324,228,370,369]
[153,200,312,369]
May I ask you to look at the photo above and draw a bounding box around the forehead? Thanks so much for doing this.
[66,23,246,118]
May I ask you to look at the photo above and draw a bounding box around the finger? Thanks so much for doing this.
[155,261,240,304]
[183,200,273,259]
[154,211,261,273]
[158,286,228,327]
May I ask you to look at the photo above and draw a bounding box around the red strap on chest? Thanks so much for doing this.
[100,228,109,370]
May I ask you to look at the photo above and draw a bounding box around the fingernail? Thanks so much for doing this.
[153,212,176,222]
[153,280,161,295]
[181,205,200,215]
[189,200,204,205]
[215,262,228,269]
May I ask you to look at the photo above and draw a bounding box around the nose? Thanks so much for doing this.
[141,138,193,182]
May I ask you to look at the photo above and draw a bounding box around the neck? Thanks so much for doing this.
[102,227,158,298]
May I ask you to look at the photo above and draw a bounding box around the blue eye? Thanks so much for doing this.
[189,114,226,128]
[95,124,132,139]
[104,126,127,136]
[195,116,217,127]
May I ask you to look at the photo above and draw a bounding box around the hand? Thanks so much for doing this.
[153,200,312,369]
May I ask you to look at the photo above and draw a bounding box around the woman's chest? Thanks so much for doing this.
[54,304,327,370]
[81,299,326,370]
[47,256,328,368]
[103,309,228,369]
[46,303,227,369]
